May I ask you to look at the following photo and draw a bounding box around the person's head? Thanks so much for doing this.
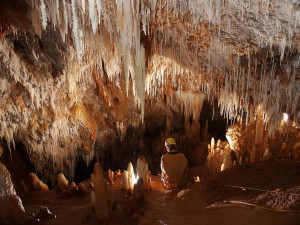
[165,138,177,152]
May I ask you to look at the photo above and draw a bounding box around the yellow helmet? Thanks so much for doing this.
[165,138,176,146]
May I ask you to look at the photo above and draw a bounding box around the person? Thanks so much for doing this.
[160,138,188,189]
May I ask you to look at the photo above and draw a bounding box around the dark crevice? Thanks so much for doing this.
[200,100,228,141]
[0,141,36,194]
[73,157,96,184]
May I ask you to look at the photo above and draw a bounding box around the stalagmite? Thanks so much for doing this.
[146,171,152,190]
[107,169,114,184]
[217,139,221,148]
[77,183,88,196]
[221,153,232,171]
[136,155,149,190]
[93,163,110,221]
[122,170,129,190]
[239,156,243,165]
[70,182,78,191]
[211,137,215,154]
[127,162,135,192]
[221,163,225,171]
[263,146,270,161]
[28,173,49,191]
[117,169,122,176]
[56,173,69,193]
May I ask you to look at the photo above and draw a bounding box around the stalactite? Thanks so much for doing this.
[40,0,48,30]
[71,0,83,59]
[88,0,98,34]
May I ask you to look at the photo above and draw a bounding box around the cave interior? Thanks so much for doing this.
[0,0,300,224]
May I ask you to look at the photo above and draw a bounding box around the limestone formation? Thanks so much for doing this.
[56,173,69,193]
[77,183,88,196]
[0,163,27,223]
[34,206,56,220]
[107,169,114,184]
[127,162,135,192]
[122,171,129,190]
[221,153,232,171]
[0,0,299,186]
[93,163,110,222]
[28,173,49,192]
[116,169,122,176]
[136,155,149,189]
[70,182,77,190]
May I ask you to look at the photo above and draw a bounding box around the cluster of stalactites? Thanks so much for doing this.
[0,37,98,180]
[34,0,149,121]
[33,0,300,132]
[0,0,299,182]
[148,1,300,133]
[215,53,300,136]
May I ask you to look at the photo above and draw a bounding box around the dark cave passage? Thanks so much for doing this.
[73,157,96,184]
[199,100,228,141]
[96,99,229,176]
[0,141,36,192]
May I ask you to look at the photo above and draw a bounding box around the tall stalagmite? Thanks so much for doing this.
[93,163,110,222]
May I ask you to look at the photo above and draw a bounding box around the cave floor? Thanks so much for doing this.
[20,160,300,225]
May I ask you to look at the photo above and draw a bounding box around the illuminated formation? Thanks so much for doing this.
[0,0,299,179]
[127,162,135,192]
[27,173,49,192]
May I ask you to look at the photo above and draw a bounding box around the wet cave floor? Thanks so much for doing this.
[19,160,300,225]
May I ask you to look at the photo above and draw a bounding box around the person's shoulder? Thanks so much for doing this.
[161,154,167,159]
[178,152,188,160]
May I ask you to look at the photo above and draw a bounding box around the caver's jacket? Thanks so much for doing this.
[161,150,188,189]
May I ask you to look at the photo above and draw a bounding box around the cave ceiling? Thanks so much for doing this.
[0,0,299,177]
